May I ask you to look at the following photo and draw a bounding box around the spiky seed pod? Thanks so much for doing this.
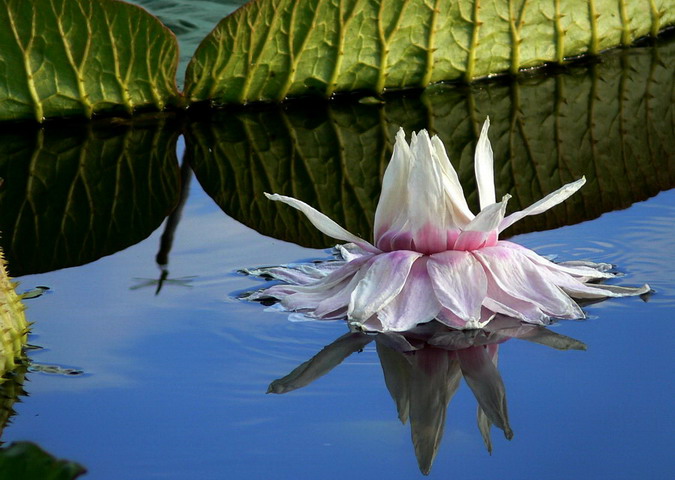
[0,247,29,377]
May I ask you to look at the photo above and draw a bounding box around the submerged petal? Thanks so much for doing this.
[265,193,379,252]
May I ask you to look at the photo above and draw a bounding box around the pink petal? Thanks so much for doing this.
[453,198,508,250]
[474,246,585,319]
[427,251,487,323]
[264,256,371,315]
[376,257,443,331]
[314,265,371,317]
[376,229,415,252]
[349,250,423,323]
[407,131,453,253]
[498,241,614,280]
[497,242,650,298]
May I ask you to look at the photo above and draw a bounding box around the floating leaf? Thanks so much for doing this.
[184,0,673,105]
[0,442,86,480]
[130,0,248,87]
[0,0,181,122]
[187,36,675,248]
[0,118,181,276]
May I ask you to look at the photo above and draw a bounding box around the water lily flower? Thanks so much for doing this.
[247,118,649,332]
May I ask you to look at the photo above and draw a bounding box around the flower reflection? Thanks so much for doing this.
[267,318,587,474]
[246,118,649,332]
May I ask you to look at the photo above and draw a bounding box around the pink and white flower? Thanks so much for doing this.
[247,118,649,332]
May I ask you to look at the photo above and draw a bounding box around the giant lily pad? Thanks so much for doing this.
[184,0,674,105]
[187,35,674,248]
[0,118,181,276]
[0,0,181,122]
[130,0,248,87]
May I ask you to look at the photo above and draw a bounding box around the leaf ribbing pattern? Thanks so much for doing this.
[0,0,180,122]
[185,0,674,104]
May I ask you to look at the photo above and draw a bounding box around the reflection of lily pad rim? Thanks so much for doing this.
[249,118,650,332]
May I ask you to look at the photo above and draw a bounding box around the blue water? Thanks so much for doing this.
[4,132,673,478]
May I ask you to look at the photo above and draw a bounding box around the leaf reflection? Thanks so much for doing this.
[267,318,586,475]
[0,118,181,276]
[0,361,27,442]
[188,36,674,248]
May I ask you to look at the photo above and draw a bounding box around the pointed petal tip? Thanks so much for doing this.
[482,116,490,130]
[504,427,514,440]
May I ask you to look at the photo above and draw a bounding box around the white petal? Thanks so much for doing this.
[499,177,586,233]
[427,251,487,323]
[466,195,510,232]
[431,135,474,226]
[349,251,423,322]
[406,130,449,251]
[374,128,412,241]
[474,117,496,210]
[265,193,379,252]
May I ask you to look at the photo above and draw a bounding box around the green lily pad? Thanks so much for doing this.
[184,0,673,105]
[130,0,248,87]
[0,0,181,122]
